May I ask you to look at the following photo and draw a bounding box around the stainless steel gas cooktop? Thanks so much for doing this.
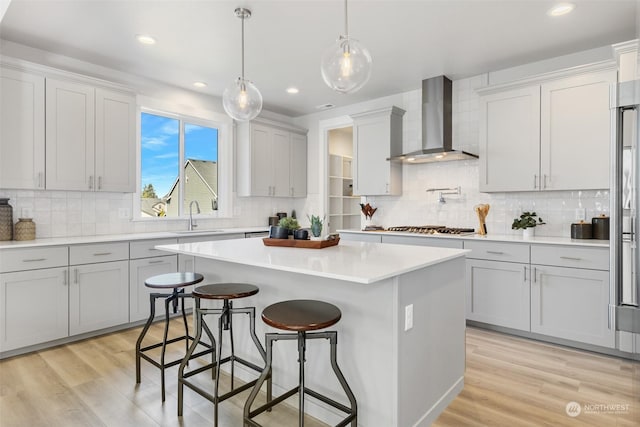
[385,225,475,235]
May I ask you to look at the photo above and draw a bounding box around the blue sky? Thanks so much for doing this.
[141,113,218,197]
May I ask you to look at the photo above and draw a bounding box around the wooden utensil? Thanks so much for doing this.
[475,204,490,235]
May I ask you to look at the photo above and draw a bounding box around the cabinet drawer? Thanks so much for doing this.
[464,240,530,263]
[70,242,129,265]
[531,245,609,270]
[0,247,68,273]
[130,238,178,259]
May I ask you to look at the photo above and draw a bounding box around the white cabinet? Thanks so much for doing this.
[478,67,615,192]
[478,86,540,192]
[46,77,136,192]
[68,242,129,335]
[0,246,69,352]
[237,120,308,197]
[328,154,360,233]
[351,106,404,196]
[381,234,464,249]
[129,238,178,322]
[0,67,45,190]
[530,244,613,348]
[464,241,530,331]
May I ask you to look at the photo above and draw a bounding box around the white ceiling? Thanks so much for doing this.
[0,0,636,117]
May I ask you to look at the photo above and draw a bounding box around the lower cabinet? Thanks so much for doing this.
[466,259,530,331]
[0,267,69,352]
[129,255,178,323]
[69,261,129,335]
[531,265,612,347]
[381,234,464,249]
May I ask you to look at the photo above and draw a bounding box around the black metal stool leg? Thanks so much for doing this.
[180,290,189,357]
[136,293,157,384]
[244,334,274,426]
[328,332,358,427]
[298,331,306,427]
[178,297,204,416]
[227,301,236,390]
[159,295,173,402]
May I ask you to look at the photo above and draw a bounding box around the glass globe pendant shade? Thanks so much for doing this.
[222,77,262,122]
[321,35,372,94]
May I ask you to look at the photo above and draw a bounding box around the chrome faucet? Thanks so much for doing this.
[426,186,461,204]
[188,200,200,230]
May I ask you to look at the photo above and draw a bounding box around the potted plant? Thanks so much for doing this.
[307,214,325,240]
[511,211,545,238]
[278,217,300,238]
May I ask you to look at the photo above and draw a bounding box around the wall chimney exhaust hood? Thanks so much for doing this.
[388,76,478,164]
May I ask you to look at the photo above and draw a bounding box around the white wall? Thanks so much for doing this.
[293,46,614,237]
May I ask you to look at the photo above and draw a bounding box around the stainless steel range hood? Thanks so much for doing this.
[389,76,479,164]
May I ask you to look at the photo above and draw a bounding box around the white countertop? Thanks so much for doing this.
[0,227,268,249]
[156,238,469,284]
[338,229,610,248]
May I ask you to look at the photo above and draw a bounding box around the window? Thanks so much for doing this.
[139,111,221,218]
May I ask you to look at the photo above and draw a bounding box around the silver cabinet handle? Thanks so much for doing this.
[63,270,68,286]
[534,174,538,189]
[560,256,582,261]
[386,183,390,193]
[486,251,504,255]
[22,258,46,262]
[148,260,164,264]
[38,172,43,188]
[88,175,93,190]
[290,187,294,197]
[93,252,113,256]
[74,268,79,284]
[543,174,548,189]
[98,176,102,190]
[533,267,537,283]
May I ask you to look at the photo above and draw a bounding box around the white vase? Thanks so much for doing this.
[523,228,535,239]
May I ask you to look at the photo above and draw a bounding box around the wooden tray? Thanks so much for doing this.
[262,237,340,249]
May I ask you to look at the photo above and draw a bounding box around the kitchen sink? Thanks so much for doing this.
[172,229,224,235]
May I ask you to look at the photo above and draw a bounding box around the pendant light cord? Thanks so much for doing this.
[344,0,349,37]
[241,12,245,80]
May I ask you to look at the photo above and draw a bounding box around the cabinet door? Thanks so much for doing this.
[540,70,615,190]
[479,86,540,192]
[95,88,136,192]
[129,255,177,322]
[69,260,129,335]
[250,124,273,196]
[0,67,45,190]
[353,116,391,195]
[46,78,95,190]
[381,235,464,249]
[531,265,613,347]
[290,132,307,197]
[466,259,530,331]
[272,129,291,197]
[0,267,68,352]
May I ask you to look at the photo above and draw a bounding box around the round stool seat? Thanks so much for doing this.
[262,300,341,332]
[144,272,203,289]
[193,283,259,300]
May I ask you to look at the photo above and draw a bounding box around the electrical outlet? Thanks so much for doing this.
[404,304,413,331]
[575,208,586,221]
[118,208,130,219]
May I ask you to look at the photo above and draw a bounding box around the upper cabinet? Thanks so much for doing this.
[0,67,45,190]
[478,65,616,192]
[351,106,405,196]
[46,78,136,192]
[237,119,308,197]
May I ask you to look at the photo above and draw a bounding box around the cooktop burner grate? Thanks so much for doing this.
[386,226,475,235]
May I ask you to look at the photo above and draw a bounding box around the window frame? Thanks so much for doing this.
[134,103,233,221]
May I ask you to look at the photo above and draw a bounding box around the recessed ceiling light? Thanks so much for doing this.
[286,87,300,94]
[136,34,157,45]
[547,2,575,17]
[193,81,208,88]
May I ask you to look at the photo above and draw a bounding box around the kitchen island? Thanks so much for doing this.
[156,238,468,427]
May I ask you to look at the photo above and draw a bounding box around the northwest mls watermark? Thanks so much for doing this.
[565,401,631,417]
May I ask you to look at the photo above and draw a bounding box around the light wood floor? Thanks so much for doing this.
[0,322,638,427]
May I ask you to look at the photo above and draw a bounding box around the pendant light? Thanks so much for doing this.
[320,0,372,94]
[223,8,262,121]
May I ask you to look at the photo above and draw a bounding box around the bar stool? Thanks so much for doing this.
[135,272,214,401]
[178,283,271,427]
[244,299,357,427]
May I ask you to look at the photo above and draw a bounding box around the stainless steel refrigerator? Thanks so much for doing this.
[613,80,640,351]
